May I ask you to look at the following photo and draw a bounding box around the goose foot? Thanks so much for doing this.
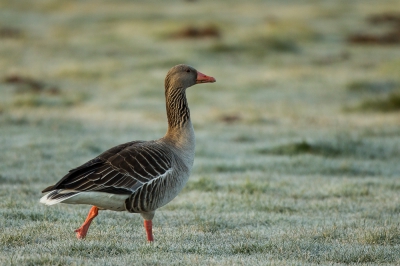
[74,206,99,239]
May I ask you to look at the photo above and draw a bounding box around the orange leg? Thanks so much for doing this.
[74,206,99,239]
[144,220,154,242]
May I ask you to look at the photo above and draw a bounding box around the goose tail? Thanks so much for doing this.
[40,190,79,205]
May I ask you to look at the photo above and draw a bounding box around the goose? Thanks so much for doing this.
[40,64,216,241]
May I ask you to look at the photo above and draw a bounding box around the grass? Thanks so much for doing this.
[257,137,400,159]
[346,80,400,112]
[1,0,400,265]
[347,80,398,93]
[355,93,400,112]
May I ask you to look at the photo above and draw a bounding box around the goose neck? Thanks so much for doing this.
[165,87,190,130]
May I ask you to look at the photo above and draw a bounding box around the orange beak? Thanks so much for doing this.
[196,71,216,84]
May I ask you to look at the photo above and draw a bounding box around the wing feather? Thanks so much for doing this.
[42,141,172,195]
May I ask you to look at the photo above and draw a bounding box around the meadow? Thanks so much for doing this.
[1,0,400,265]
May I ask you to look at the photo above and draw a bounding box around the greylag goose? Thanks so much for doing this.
[40,64,216,241]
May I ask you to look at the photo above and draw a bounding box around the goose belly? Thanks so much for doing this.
[63,192,129,211]
[152,171,191,209]
[126,171,190,213]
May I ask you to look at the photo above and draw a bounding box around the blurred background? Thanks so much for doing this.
[1,0,399,125]
[1,0,400,264]
[1,0,400,168]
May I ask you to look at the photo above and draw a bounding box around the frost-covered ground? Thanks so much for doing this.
[1,0,400,265]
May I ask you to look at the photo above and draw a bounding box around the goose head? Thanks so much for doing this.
[165,64,216,90]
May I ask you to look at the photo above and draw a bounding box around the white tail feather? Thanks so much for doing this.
[40,190,127,211]
[39,191,79,205]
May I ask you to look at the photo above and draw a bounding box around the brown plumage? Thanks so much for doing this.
[40,64,216,241]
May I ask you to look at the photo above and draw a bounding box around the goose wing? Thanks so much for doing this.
[42,141,172,195]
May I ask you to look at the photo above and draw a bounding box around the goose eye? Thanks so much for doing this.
[186,69,190,73]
